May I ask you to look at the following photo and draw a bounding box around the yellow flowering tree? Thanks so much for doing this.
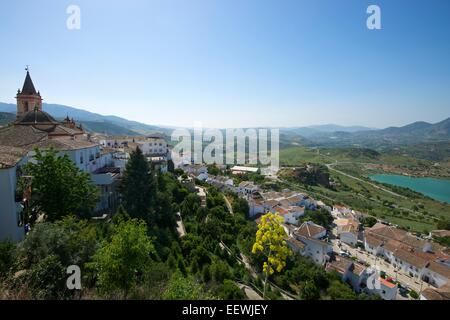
[252,212,290,299]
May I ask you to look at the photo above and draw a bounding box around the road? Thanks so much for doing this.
[326,163,406,199]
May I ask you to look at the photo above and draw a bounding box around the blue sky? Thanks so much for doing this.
[0,0,449,128]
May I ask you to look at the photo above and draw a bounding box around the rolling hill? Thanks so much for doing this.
[0,102,172,136]
[295,118,450,149]
[1,102,449,149]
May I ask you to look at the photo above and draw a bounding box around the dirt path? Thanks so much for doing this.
[223,195,234,215]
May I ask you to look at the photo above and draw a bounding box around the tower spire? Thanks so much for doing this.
[16,68,42,119]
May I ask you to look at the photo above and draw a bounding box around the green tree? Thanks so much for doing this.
[27,254,69,300]
[326,279,357,300]
[120,147,157,221]
[361,216,378,228]
[301,208,333,229]
[252,213,290,299]
[437,219,450,231]
[232,197,250,216]
[162,270,211,300]
[20,149,98,221]
[218,280,246,300]
[301,280,320,300]
[0,241,15,279]
[90,218,155,297]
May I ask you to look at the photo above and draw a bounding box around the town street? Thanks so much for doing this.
[331,239,432,295]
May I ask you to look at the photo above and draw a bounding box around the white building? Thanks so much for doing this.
[326,257,398,300]
[0,71,121,242]
[236,181,259,196]
[289,221,331,265]
[421,261,450,288]
[100,134,169,157]
[335,218,360,247]
[206,175,234,190]
[0,147,29,242]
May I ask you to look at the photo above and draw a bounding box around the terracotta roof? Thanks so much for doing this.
[365,234,384,247]
[272,205,289,215]
[279,199,291,207]
[32,137,98,150]
[383,240,402,253]
[0,145,28,168]
[286,195,302,203]
[426,261,450,279]
[350,263,366,276]
[341,221,359,234]
[0,125,48,147]
[379,277,396,289]
[326,257,352,275]
[287,237,305,250]
[265,199,279,208]
[368,223,408,241]
[295,221,326,238]
[421,283,450,300]
[393,248,428,268]
[326,256,366,276]
[288,206,304,213]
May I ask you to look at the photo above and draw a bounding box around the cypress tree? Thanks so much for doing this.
[120,147,157,221]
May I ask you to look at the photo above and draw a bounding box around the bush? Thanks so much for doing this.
[409,290,419,299]
[28,254,69,299]
[0,241,15,278]
[217,280,246,300]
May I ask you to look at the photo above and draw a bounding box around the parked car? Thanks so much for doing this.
[339,250,350,258]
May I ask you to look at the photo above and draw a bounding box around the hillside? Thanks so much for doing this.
[2,102,449,148]
[0,102,174,136]
[288,118,450,149]
[0,112,15,126]
[0,102,171,136]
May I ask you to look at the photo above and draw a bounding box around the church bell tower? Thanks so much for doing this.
[15,67,42,119]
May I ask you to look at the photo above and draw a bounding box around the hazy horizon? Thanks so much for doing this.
[1,0,449,128]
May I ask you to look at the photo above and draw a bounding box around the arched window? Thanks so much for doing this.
[24,101,29,112]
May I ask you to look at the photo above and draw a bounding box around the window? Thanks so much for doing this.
[80,155,84,164]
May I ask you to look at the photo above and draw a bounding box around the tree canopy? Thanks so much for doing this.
[20,149,99,221]
[120,147,157,222]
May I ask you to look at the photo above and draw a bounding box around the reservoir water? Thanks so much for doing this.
[369,174,450,204]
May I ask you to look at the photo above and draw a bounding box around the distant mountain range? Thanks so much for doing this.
[299,118,450,149]
[1,102,449,149]
[282,124,376,138]
[0,102,172,136]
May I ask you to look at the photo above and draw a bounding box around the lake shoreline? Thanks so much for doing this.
[369,173,450,204]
